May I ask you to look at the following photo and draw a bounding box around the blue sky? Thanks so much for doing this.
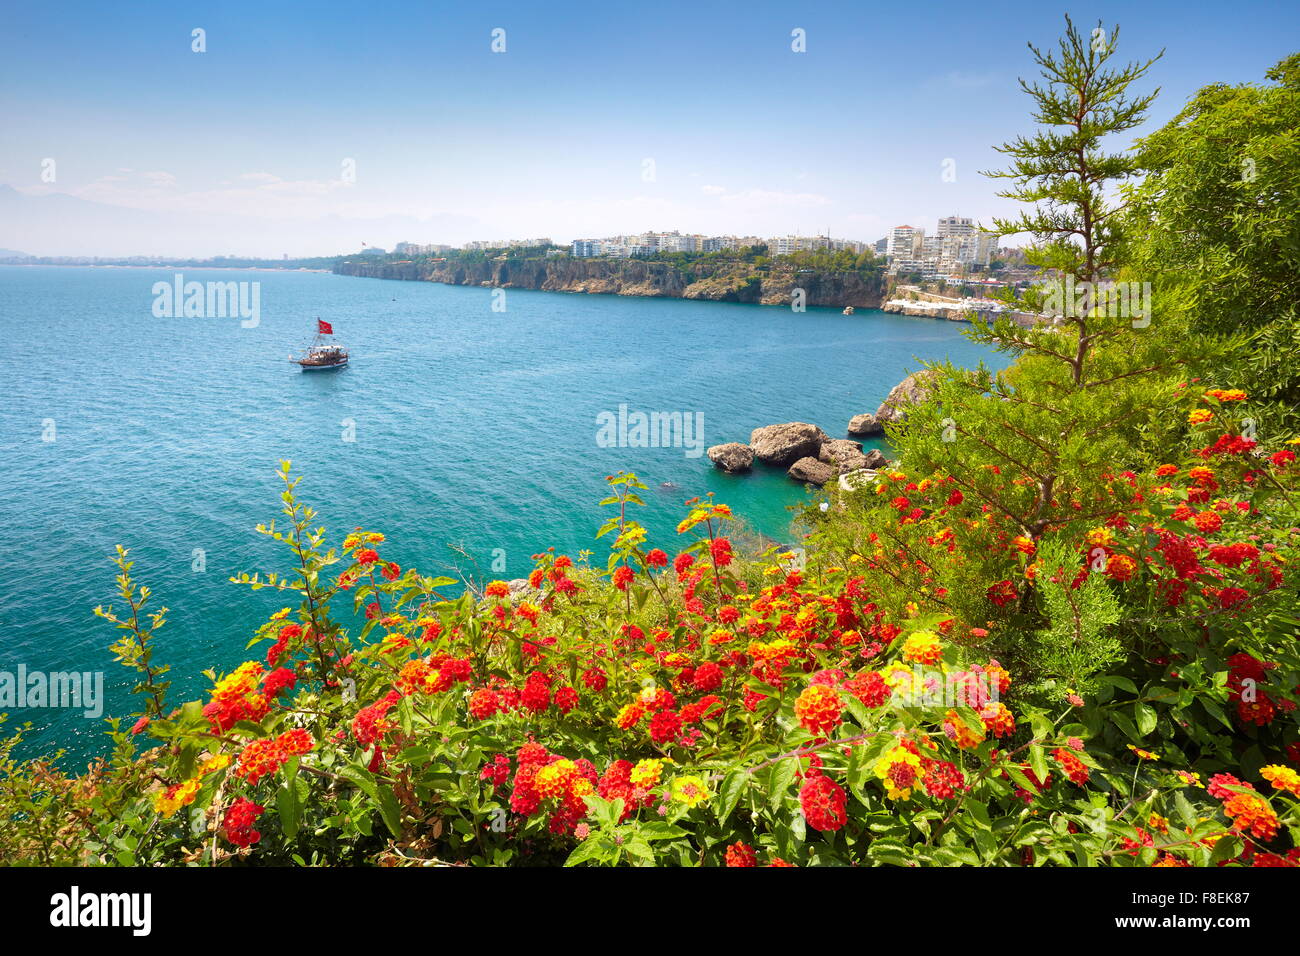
[1,0,1296,256]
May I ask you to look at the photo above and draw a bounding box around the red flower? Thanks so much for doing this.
[799,775,848,831]
[612,565,634,590]
[648,709,683,745]
[130,716,150,735]
[845,671,891,708]
[520,676,551,714]
[355,548,379,564]
[1193,510,1223,534]
[262,667,297,698]
[645,549,668,567]
[553,686,579,714]
[1218,587,1250,609]
[223,797,265,848]
[710,537,734,568]
[692,661,724,692]
[986,579,1018,608]
[1052,747,1090,785]
[794,684,842,737]
[725,842,757,867]
[468,688,500,721]
[923,760,967,800]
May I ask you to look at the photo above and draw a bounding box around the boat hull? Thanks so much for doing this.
[298,359,348,370]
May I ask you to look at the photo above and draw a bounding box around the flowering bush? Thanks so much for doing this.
[3,386,1297,868]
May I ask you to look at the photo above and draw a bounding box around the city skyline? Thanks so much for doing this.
[2,0,1297,257]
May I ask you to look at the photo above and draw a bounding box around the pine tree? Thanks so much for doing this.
[896,17,1178,552]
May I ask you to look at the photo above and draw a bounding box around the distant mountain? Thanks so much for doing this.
[0,248,29,258]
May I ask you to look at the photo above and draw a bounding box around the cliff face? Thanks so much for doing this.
[334,257,885,309]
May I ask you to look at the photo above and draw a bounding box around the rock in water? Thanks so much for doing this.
[818,438,873,472]
[847,412,884,436]
[706,443,755,473]
[876,370,940,424]
[749,422,827,466]
[862,448,888,470]
[788,456,835,486]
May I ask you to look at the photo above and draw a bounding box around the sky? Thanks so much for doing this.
[1,0,1297,257]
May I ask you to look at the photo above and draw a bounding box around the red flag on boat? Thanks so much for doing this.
[317,319,333,335]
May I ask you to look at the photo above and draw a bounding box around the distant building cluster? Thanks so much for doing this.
[393,242,455,256]
[570,231,873,258]
[387,219,999,274]
[884,216,998,276]
[462,238,553,251]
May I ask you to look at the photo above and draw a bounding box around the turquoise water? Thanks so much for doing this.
[0,265,998,762]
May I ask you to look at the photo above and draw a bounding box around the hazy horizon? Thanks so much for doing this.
[3,0,1297,258]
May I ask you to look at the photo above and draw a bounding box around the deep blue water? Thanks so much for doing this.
[0,265,998,762]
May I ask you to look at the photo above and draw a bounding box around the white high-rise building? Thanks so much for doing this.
[937,215,975,238]
[887,225,924,259]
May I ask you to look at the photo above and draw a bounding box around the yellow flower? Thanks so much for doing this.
[630,759,665,789]
[1126,744,1159,761]
[670,774,711,808]
[901,630,942,665]
[1261,764,1300,797]
[1188,409,1213,425]
[874,746,924,800]
[271,607,291,620]
[199,754,231,775]
[1084,527,1113,548]
[534,760,577,799]
[152,777,201,819]
[882,662,915,691]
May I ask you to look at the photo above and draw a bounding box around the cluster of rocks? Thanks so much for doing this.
[847,370,939,437]
[705,371,938,487]
[707,422,886,487]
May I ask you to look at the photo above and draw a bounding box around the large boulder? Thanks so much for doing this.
[706,443,755,473]
[818,438,871,472]
[862,448,888,470]
[788,456,835,486]
[847,412,884,437]
[749,422,828,466]
[876,370,940,424]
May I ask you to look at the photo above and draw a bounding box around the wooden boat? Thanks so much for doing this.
[291,319,349,370]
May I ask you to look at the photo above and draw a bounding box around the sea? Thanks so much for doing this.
[0,264,999,762]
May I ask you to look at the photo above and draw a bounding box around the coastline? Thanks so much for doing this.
[333,256,887,310]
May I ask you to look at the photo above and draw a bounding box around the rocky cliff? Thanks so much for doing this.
[334,257,885,309]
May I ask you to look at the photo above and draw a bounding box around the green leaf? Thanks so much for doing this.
[716,769,749,826]
[767,758,797,812]
[1029,744,1049,783]
[1134,702,1157,736]
[564,836,609,867]
[1210,834,1241,865]
[638,822,688,842]
[339,764,380,801]
[376,786,402,837]
[277,779,302,840]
